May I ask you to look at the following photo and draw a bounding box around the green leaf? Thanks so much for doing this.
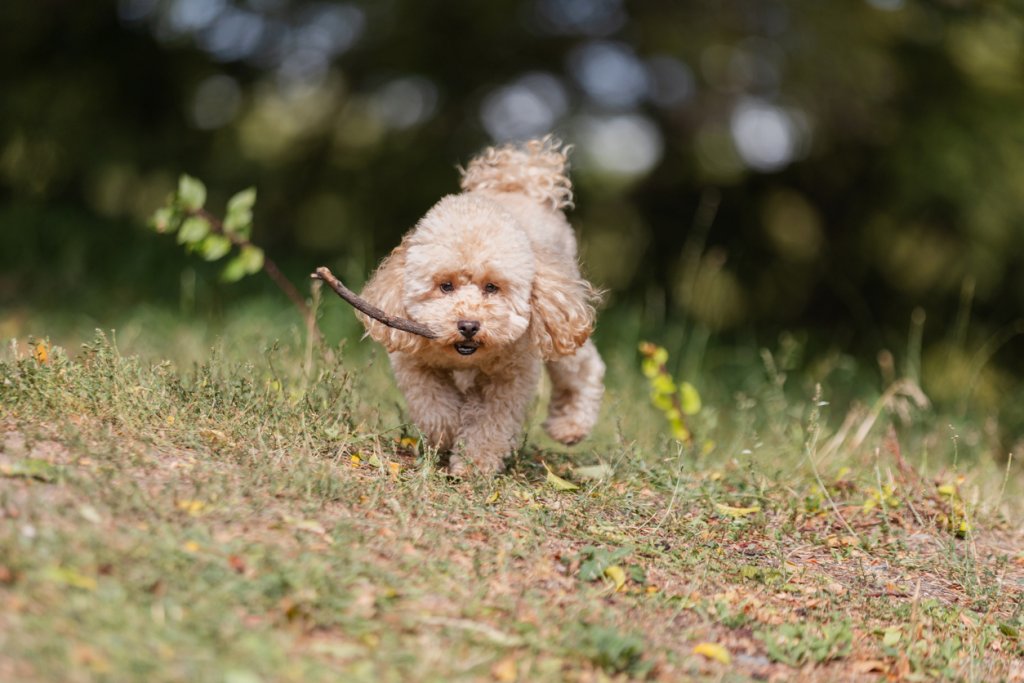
[715,503,761,517]
[224,187,256,238]
[1,459,60,482]
[197,234,232,261]
[221,255,248,283]
[238,244,264,274]
[679,382,702,415]
[177,174,207,211]
[177,216,210,245]
[543,462,578,491]
[150,206,176,233]
[227,187,256,213]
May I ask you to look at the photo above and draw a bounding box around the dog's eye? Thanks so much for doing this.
[439,281,454,293]
[483,283,499,294]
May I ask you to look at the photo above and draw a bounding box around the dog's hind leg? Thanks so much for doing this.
[542,339,605,446]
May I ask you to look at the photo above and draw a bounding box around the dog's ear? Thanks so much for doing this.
[529,257,600,360]
[358,240,424,354]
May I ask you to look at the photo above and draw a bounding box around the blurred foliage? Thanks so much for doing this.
[1,0,1023,428]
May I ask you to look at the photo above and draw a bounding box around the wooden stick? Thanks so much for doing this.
[311,266,438,339]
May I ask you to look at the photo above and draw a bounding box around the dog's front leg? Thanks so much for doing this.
[450,357,542,477]
[390,353,462,452]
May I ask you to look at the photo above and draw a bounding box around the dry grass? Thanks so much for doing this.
[1,318,1022,682]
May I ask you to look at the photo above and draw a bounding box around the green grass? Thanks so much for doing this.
[1,303,1023,682]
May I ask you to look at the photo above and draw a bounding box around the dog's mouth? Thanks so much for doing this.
[453,341,480,356]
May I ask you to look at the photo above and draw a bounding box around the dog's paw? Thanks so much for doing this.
[543,415,590,446]
[448,453,506,478]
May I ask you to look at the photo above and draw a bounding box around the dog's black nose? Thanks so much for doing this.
[457,320,480,338]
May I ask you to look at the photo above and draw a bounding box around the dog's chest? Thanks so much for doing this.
[450,369,479,394]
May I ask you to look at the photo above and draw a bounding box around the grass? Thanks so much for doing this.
[1,302,1023,682]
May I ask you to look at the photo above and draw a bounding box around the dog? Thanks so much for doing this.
[357,137,605,476]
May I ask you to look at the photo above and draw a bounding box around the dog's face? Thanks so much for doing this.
[359,193,596,362]
[401,196,535,361]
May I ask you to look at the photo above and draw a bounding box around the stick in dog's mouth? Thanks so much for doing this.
[311,266,439,339]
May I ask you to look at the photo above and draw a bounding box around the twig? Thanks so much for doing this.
[311,266,438,339]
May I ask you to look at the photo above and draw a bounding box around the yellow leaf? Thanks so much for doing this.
[693,641,731,664]
[543,462,578,491]
[491,656,517,682]
[388,462,401,478]
[350,454,362,466]
[671,422,691,442]
[604,565,627,592]
[485,490,500,504]
[399,437,419,448]
[45,566,97,591]
[679,381,702,415]
[177,499,206,516]
[715,503,761,517]
[937,484,956,497]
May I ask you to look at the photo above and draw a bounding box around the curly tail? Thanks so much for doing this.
[459,136,573,212]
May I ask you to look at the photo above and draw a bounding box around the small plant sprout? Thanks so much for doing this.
[639,342,701,444]
[150,174,315,331]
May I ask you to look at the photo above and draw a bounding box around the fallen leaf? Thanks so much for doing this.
[883,627,901,647]
[176,499,205,516]
[491,656,517,682]
[715,503,761,517]
[852,660,889,674]
[199,428,230,447]
[1,459,59,482]
[604,565,627,592]
[693,642,731,664]
[485,490,500,504]
[543,462,578,491]
[79,505,102,524]
[573,463,613,481]
[44,566,97,591]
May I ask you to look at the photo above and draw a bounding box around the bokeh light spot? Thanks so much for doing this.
[191,74,243,130]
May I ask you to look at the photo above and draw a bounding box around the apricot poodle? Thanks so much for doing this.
[357,137,605,476]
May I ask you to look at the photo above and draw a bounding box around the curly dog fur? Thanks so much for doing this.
[358,137,605,476]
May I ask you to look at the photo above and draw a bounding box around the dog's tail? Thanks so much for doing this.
[459,136,573,212]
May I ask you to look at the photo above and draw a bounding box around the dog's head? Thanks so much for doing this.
[359,195,595,362]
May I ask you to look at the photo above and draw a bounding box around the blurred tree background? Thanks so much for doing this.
[2,0,1023,434]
